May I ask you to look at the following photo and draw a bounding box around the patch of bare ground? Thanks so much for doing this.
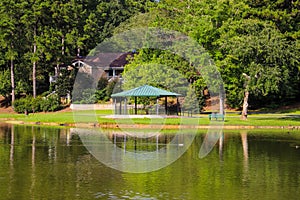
[0,96,15,113]
[56,106,72,112]
[0,106,15,114]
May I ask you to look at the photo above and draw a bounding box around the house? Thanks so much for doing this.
[71,52,134,81]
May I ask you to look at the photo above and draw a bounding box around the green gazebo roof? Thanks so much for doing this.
[111,85,181,97]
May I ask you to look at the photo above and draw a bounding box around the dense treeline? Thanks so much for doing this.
[0,0,299,111]
[0,0,153,106]
[122,0,300,110]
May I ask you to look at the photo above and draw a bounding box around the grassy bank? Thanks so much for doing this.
[1,109,300,128]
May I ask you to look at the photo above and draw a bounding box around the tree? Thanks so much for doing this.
[0,0,298,111]
[123,52,190,95]
[55,68,76,98]
[84,0,153,50]
[0,0,21,104]
[20,0,52,98]
[218,20,299,110]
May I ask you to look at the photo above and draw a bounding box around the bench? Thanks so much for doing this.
[208,113,224,121]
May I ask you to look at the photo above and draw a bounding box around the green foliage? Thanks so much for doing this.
[73,77,121,104]
[218,20,299,108]
[122,48,209,110]
[121,0,300,110]
[0,70,11,98]
[40,94,61,112]
[79,89,97,104]
[13,94,61,113]
[123,50,193,91]
[0,0,299,111]
[97,76,108,91]
[55,68,76,98]
[95,76,109,102]
[105,78,121,100]
[12,96,31,113]
[182,85,200,113]
[0,0,152,105]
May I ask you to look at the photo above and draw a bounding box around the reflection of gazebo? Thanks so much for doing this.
[111,85,181,115]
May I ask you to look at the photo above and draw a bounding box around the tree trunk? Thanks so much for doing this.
[219,85,224,115]
[77,47,80,57]
[241,90,249,120]
[33,26,37,98]
[219,93,224,114]
[10,58,15,104]
[61,36,65,56]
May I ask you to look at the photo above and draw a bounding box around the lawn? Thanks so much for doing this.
[1,109,300,127]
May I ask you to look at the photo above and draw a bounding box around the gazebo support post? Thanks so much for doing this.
[113,98,117,115]
[124,98,127,115]
[156,98,159,115]
[156,134,159,152]
[176,98,179,116]
[124,134,126,153]
[165,96,167,115]
[119,99,122,115]
[134,96,137,115]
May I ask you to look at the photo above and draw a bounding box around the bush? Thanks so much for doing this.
[40,94,61,112]
[13,96,36,113]
[13,94,61,113]
[31,97,42,112]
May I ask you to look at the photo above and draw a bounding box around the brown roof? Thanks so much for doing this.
[109,52,134,68]
[72,52,134,68]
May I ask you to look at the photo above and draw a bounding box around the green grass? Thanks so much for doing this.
[1,110,300,127]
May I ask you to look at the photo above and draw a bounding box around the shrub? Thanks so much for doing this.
[13,94,61,113]
[40,94,61,112]
[31,97,42,112]
[13,96,36,113]
[47,94,61,111]
[13,98,27,113]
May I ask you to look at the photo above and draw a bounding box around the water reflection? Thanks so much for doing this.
[1,124,300,200]
[9,125,14,199]
[219,132,224,161]
[74,128,195,173]
[108,131,174,153]
[199,125,224,159]
[241,131,249,171]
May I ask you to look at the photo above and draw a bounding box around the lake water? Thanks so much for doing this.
[0,123,300,199]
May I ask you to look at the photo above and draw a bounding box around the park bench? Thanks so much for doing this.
[208,113,224,121]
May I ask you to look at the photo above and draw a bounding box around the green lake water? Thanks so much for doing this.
[0,123,300,199]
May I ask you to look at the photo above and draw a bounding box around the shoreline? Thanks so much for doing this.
[2,119,300,130]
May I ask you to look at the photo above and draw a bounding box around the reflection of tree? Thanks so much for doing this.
[9,125,14,197]
[10,125,14,165]
[32,127,36,165]
[31,127,36,196]
[219,132,224,161]
[241,131,249,172]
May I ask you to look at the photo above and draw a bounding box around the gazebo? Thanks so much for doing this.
[111,85,181,115]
